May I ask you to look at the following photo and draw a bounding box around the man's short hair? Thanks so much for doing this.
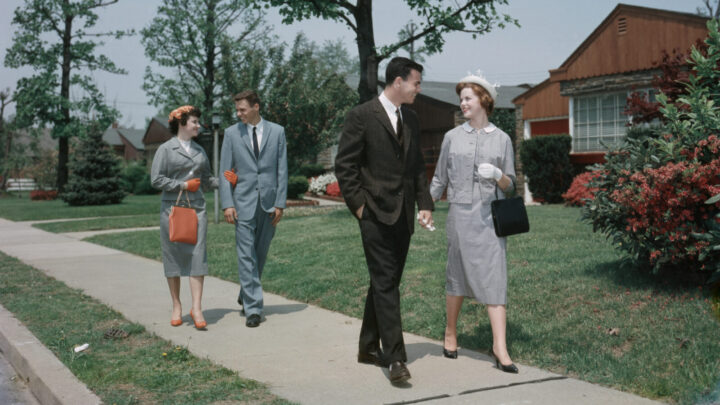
[233,90,261,107]
[385,57,423,87]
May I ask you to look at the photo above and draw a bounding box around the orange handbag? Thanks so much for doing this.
[169,190,198,244]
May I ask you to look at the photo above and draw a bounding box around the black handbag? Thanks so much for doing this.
[490,188,529,237]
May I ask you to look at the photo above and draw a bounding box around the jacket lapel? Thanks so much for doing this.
[258,120,271,157]
[372,98,401,147]
[238,122,256,160]
[171,137,193,160]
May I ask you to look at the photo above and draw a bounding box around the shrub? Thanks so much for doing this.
[61,125,125,206]
[562,170,602,206]
[299,163,326,178]
[519,134,573,203]
[287,175,309,199]
[120,162,147,194]
[133,173,156,195]
[30,190,58,201]
[309,172,337,194]
[583,19,720,281]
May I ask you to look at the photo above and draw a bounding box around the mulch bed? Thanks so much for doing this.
[287,199,320,207]
[304,193,345,203]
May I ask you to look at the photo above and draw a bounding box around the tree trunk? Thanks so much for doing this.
[204,0,216,128]
[0,100,9,190]
[58,4,73,192]
[355,0,378,103]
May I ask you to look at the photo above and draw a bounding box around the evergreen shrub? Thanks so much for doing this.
[61,125,125,206]
[287,175,309,199]
[299,163,326,178]
[519,134,573,203]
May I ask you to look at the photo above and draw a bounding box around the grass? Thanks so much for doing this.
[33,214,159,232]
[0,252,292,405]
[86,204,720,404]
[0,193,164,221]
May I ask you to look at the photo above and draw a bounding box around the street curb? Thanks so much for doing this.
[0,303,101,405]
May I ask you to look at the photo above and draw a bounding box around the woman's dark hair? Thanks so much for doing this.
[385,57,423,87]
[168,106,201,135]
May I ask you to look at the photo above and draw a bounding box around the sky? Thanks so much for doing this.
[0,0,706,129]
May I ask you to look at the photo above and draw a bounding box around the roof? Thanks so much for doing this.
[420,81,528,110]
[549,3,708,82]
[117,128,145,150]
[103,126,145,151]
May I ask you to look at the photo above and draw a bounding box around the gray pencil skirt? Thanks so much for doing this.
[159,200,209,277]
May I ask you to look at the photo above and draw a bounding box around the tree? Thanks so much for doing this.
[0,88,15,190]
[61,122,125,206]
[697,0,720,18]
[141,0,266,129]
[220,33,357,173]
[258,0,518,102]
[4,0,132,192]
[397,21,429,62]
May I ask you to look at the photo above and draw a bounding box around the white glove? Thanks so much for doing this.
[477,163,502,181]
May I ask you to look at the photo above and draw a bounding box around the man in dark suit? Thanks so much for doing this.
[335,57,434,385]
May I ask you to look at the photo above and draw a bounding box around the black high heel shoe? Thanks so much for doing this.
[442,347,458,359]
[489,347,519,373]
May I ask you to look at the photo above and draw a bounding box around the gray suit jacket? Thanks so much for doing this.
[150,137,217,205]
[218,119,288,221]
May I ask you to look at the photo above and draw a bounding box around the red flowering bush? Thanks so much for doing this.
[325,181,341,197]
[30,190,58,201]
[583,20,720,281]
[562,171,602,206]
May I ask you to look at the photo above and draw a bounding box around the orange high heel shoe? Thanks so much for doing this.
[189,310,207,330]
[170,318,182,327]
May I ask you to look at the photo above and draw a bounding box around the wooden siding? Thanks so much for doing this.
[516,80,569,120]
[550,5,707,81]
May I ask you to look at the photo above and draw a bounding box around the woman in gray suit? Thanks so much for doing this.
[430,73,519,373]
[151,105,218,330]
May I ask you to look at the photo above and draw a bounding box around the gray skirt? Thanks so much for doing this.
[445,182,507,305]
[159,200,209,277]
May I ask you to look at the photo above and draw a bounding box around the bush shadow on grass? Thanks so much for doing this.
[583,259,709,293]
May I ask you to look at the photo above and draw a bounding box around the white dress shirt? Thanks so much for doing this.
[178,138,192,154]
[379,91,402,133]
[246,118,265,152]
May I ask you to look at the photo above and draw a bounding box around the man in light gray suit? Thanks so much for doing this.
[219,90,288,328]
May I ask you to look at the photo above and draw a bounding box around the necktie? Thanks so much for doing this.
[252,126,259,159]
[395,108,403,144]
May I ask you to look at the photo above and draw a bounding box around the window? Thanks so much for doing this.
[572,92,629,152]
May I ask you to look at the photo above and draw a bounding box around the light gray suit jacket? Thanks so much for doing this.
[151,137,217,205]
[219,119,288,221]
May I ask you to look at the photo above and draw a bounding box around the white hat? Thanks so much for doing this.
[458,70,499,101]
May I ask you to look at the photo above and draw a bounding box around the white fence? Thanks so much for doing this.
[6,178,37,192]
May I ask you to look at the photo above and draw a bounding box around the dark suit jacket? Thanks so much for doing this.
[335,97,433,234]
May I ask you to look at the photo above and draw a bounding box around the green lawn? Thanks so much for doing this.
[0,193,165,221]
[86,204,720,404]
[0,252,291,405]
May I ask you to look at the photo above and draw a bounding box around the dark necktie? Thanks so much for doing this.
[252,126,259,159]
[395,108,403,144]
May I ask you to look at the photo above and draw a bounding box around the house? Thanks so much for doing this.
[512,4,709,202]
[102,123,145,161]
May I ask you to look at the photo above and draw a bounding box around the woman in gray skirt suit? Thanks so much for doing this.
[151,105,218,330]
[430,73,519,373]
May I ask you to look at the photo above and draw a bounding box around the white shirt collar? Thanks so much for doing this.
[462,121,496,133]
[177,137,192,153]
[246,117,264,134]
[379,91,401,118]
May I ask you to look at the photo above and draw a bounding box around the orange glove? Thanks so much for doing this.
[185,178,201,192]
[224,168,238,187]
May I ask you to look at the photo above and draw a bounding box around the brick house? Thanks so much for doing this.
[512,4,708,202]
[102,123,145,161]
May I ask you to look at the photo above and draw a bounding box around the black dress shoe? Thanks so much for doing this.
[443,347,458,359]
[388,361,411,384]
[246,314,261,328]
[489,348,519,374]
[358,350,383,366]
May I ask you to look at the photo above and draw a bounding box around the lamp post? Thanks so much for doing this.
[212,113,221,224]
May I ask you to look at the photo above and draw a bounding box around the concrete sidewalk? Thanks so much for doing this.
[0,218,662,404]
